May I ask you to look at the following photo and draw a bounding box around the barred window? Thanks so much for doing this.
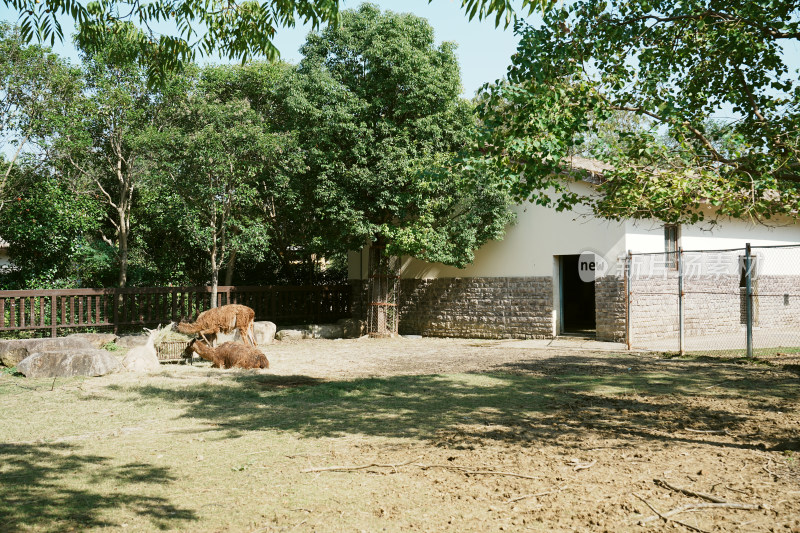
[664,224,679,269]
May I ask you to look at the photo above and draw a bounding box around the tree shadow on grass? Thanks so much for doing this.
[0,443,196,531]
[108,353,800,453]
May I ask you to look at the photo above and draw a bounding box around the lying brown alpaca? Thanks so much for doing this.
[176,304,256,346]
[188,339,269,369]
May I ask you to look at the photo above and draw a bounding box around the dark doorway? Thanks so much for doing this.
[559,255,596,335]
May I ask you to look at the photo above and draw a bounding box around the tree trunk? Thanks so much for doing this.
[210,235,219,308]
[210,261,219,309]
[224,249,237,286]
[117,209,128,288]
[366,238,399,337]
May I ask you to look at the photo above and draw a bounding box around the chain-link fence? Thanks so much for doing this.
[627,244,800,357]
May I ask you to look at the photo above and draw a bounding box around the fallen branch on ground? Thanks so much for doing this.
[302,457,421,473]
[684,428,731,435]
[416,464,541,480]
[632,493,710,533]
[763,462,781,479]
[567,458,596,471]
[636,501,761,525]
[301,460,541,480]
[506,486,566,503]
[654,479,728,503]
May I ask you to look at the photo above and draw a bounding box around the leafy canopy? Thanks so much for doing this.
[478,0,800,224]
[3,0,549,84]
[297,4,514,267]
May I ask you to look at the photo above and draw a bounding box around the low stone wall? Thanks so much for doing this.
[397,277,554,339]
[756,276,800,328]
[629,274,800,346]
[352,275,628,342]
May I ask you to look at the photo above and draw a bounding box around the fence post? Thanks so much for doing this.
[626,250,632,350]
[678,247,685,356]
[745,242,754,358]
[50,295,57,338]
[113,290,120,335]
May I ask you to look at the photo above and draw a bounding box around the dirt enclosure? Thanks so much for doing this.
[1,337,799,532]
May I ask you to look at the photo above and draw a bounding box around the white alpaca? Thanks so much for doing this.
[121,325,164,373]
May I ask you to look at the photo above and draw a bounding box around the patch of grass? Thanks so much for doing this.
[661,352,776,366]
[664,346,800,360]
[0,354,798,532]
[0,365,21,376]
[102,341,121,352]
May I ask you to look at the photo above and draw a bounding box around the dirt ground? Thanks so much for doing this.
[1,336,799,532]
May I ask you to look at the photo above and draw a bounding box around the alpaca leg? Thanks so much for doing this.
[198,328,218,347]
[239,325,255,347]
[247,323,257,347]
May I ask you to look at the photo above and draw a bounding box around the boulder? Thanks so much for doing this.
[216,321,276,346]
[306,323,344,339]
[116,335,149,349]
[67,333,118,349]
[275,329,306,342]
[0,337,96,367]
[16,349,120,378]
[252,321,277,345]
[337,318,366,339]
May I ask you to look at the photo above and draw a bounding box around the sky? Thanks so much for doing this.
[0,0,532,98]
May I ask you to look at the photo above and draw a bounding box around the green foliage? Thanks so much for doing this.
[1,0,551,85]
[146,65,302,293]
[297,4,514,267]
[0,23,82,214]
[0,168,108,289]
[479,0,800,224]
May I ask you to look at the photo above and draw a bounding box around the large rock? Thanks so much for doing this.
[306,323,344,339]
[275,329,306,342]
[116,335,149,349]
[67,333,118,349]
[17,349,120,378]
[252,321,277,345]
[0,337,96,367]
[274,323,345,341]
[337,318,366,339]
[217,321,276,346]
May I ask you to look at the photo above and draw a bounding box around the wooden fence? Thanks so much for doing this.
[0,285,352,337]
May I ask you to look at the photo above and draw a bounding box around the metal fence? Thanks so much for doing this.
[0,285,352,338]
[626,244,800,357]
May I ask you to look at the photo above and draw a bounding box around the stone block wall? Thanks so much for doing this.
[595,276,626,342]
[397,277,554,339]
[629,274,800,346]
[756,276,800,328]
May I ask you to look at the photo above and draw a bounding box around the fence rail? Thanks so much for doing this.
[0,285,352,337]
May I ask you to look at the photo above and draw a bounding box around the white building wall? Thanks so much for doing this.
[624,215,800,276]
[349,198,800,280]
[349,183,631,280]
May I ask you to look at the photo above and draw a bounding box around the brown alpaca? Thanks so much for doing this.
[188,339,269,369]
[176,304,256,346]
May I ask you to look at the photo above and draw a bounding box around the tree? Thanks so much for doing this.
[2,0,547,84]
[151,67,297,305]
[298,5,514,333]
[0,22,82,215]
[0,164,107,289]
[298,4,513,264]
[51,31,155,288]
[478,1,800,224]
